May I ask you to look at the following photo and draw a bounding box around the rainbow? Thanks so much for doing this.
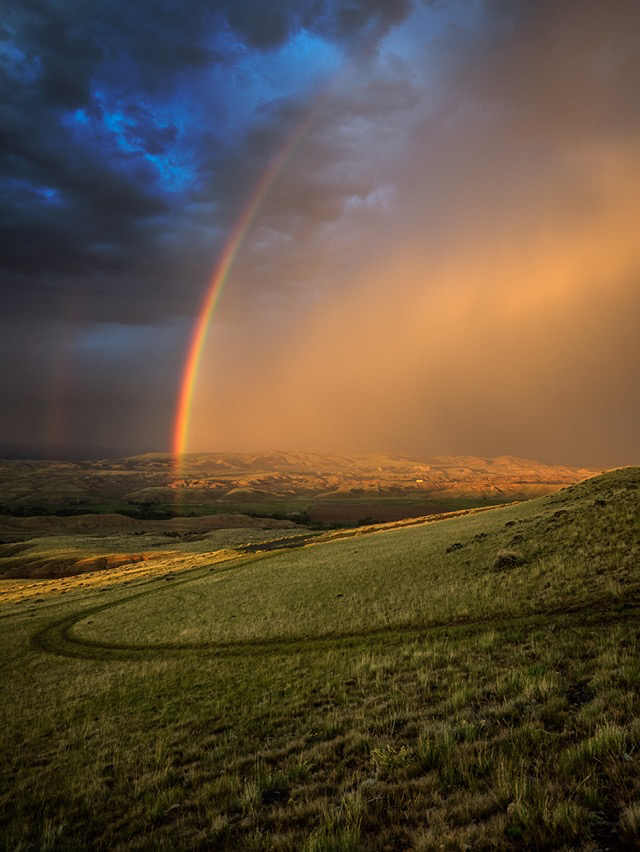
[173,97,327,459]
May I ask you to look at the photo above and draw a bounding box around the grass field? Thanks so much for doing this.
[1,468,639,849]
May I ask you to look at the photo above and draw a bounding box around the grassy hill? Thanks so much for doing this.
[1,467,638,849]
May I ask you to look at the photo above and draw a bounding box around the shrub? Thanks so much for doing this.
[493,549,525,570]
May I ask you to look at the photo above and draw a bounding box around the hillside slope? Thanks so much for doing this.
[1,467,638,851]
[71,466,640,648]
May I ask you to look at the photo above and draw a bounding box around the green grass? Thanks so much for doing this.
[1,468,639,849]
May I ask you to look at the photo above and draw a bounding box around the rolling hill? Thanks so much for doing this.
[0,466,638,848]
[0,451,599,522]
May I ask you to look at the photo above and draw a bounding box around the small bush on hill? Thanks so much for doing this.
[494,549,526,570]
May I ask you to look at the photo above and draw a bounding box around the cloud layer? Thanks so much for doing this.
[1,1,639,465]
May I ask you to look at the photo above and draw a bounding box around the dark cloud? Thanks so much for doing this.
[326,0,415,46]
[1,0,417,326]
[224,0,417,50]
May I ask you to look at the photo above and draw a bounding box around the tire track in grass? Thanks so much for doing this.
[24,505,487,641]
[29,510,504,660]
[29,549,274,659]
[32,578,640,662]
[29,504,640,662]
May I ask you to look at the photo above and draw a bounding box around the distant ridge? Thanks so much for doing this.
[0,451,601,520]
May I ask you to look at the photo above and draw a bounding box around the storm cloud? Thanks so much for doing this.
[1,1,639,466]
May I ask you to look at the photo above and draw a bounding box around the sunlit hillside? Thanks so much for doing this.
[0,452,598,523]
[1,467,639,849]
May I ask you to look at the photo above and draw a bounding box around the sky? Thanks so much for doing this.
[1,0,639,467]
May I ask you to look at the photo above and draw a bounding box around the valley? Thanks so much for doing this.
[0,451,598,523]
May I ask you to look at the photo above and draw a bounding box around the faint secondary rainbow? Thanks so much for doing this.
[173,92,330,459]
